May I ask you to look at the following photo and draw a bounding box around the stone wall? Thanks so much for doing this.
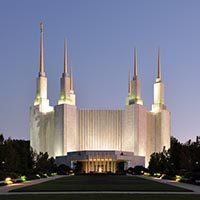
[54,104,78,156]
[30,105,54,157]
[78,109,123,151]
[123,104,148,157]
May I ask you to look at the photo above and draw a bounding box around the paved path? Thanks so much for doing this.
[0,191,200,195]
[0,175,64,193]
[139,175,200,193]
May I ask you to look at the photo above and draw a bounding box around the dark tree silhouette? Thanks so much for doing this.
[0,134,56,180]
[148,136,200,179]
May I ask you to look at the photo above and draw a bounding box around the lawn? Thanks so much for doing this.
[1,194,200,200]
[12,175,189,192]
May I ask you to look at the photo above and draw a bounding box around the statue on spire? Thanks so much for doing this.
[40,22,43,33]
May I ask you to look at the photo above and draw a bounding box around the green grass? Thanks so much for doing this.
[1,194,200,200]
[12,175,189,192]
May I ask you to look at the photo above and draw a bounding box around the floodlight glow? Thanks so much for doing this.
[175,175,182,182]
[21,176,27,182]
[5,177,13,185]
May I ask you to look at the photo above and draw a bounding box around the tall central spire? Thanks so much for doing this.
[133,48,138,79]
[39,22,45,76]
[64,38,68,75]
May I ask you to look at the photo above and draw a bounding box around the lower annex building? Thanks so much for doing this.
[30,23,170,173]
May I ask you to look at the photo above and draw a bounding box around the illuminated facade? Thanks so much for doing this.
[30,24,170,171]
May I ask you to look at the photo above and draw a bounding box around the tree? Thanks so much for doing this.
[35,152,55,174]
[148,152,168,174]
[0,134,4,144]
[0,134,56,180]
[148,136,200,178]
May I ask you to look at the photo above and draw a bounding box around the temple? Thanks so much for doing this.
[30,23,170,173]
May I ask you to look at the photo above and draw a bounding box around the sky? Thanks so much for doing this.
[0,0,200,143]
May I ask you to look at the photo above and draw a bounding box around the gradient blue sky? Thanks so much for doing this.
[0,0,199,142]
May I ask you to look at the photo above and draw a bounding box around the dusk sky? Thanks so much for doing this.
[0,0,200,142]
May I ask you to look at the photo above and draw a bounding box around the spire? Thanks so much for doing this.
[70,65,74,91]
[64,38,68,75]
[157,48,161,81]
[128,70,131,95]
[39,22,45,76]
[152,48,166,112]
[33,22,53,112]
[133,48,138,79]
[126,49,143,105]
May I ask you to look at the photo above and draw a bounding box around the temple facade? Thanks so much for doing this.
[30,23,170,172]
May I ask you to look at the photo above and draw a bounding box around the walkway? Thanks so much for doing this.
[0,191,200,195]
[140,175,200,193]
[0,175,64,193]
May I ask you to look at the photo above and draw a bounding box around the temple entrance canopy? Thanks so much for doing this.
[56,150,145,173]
[77,158,118,173]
